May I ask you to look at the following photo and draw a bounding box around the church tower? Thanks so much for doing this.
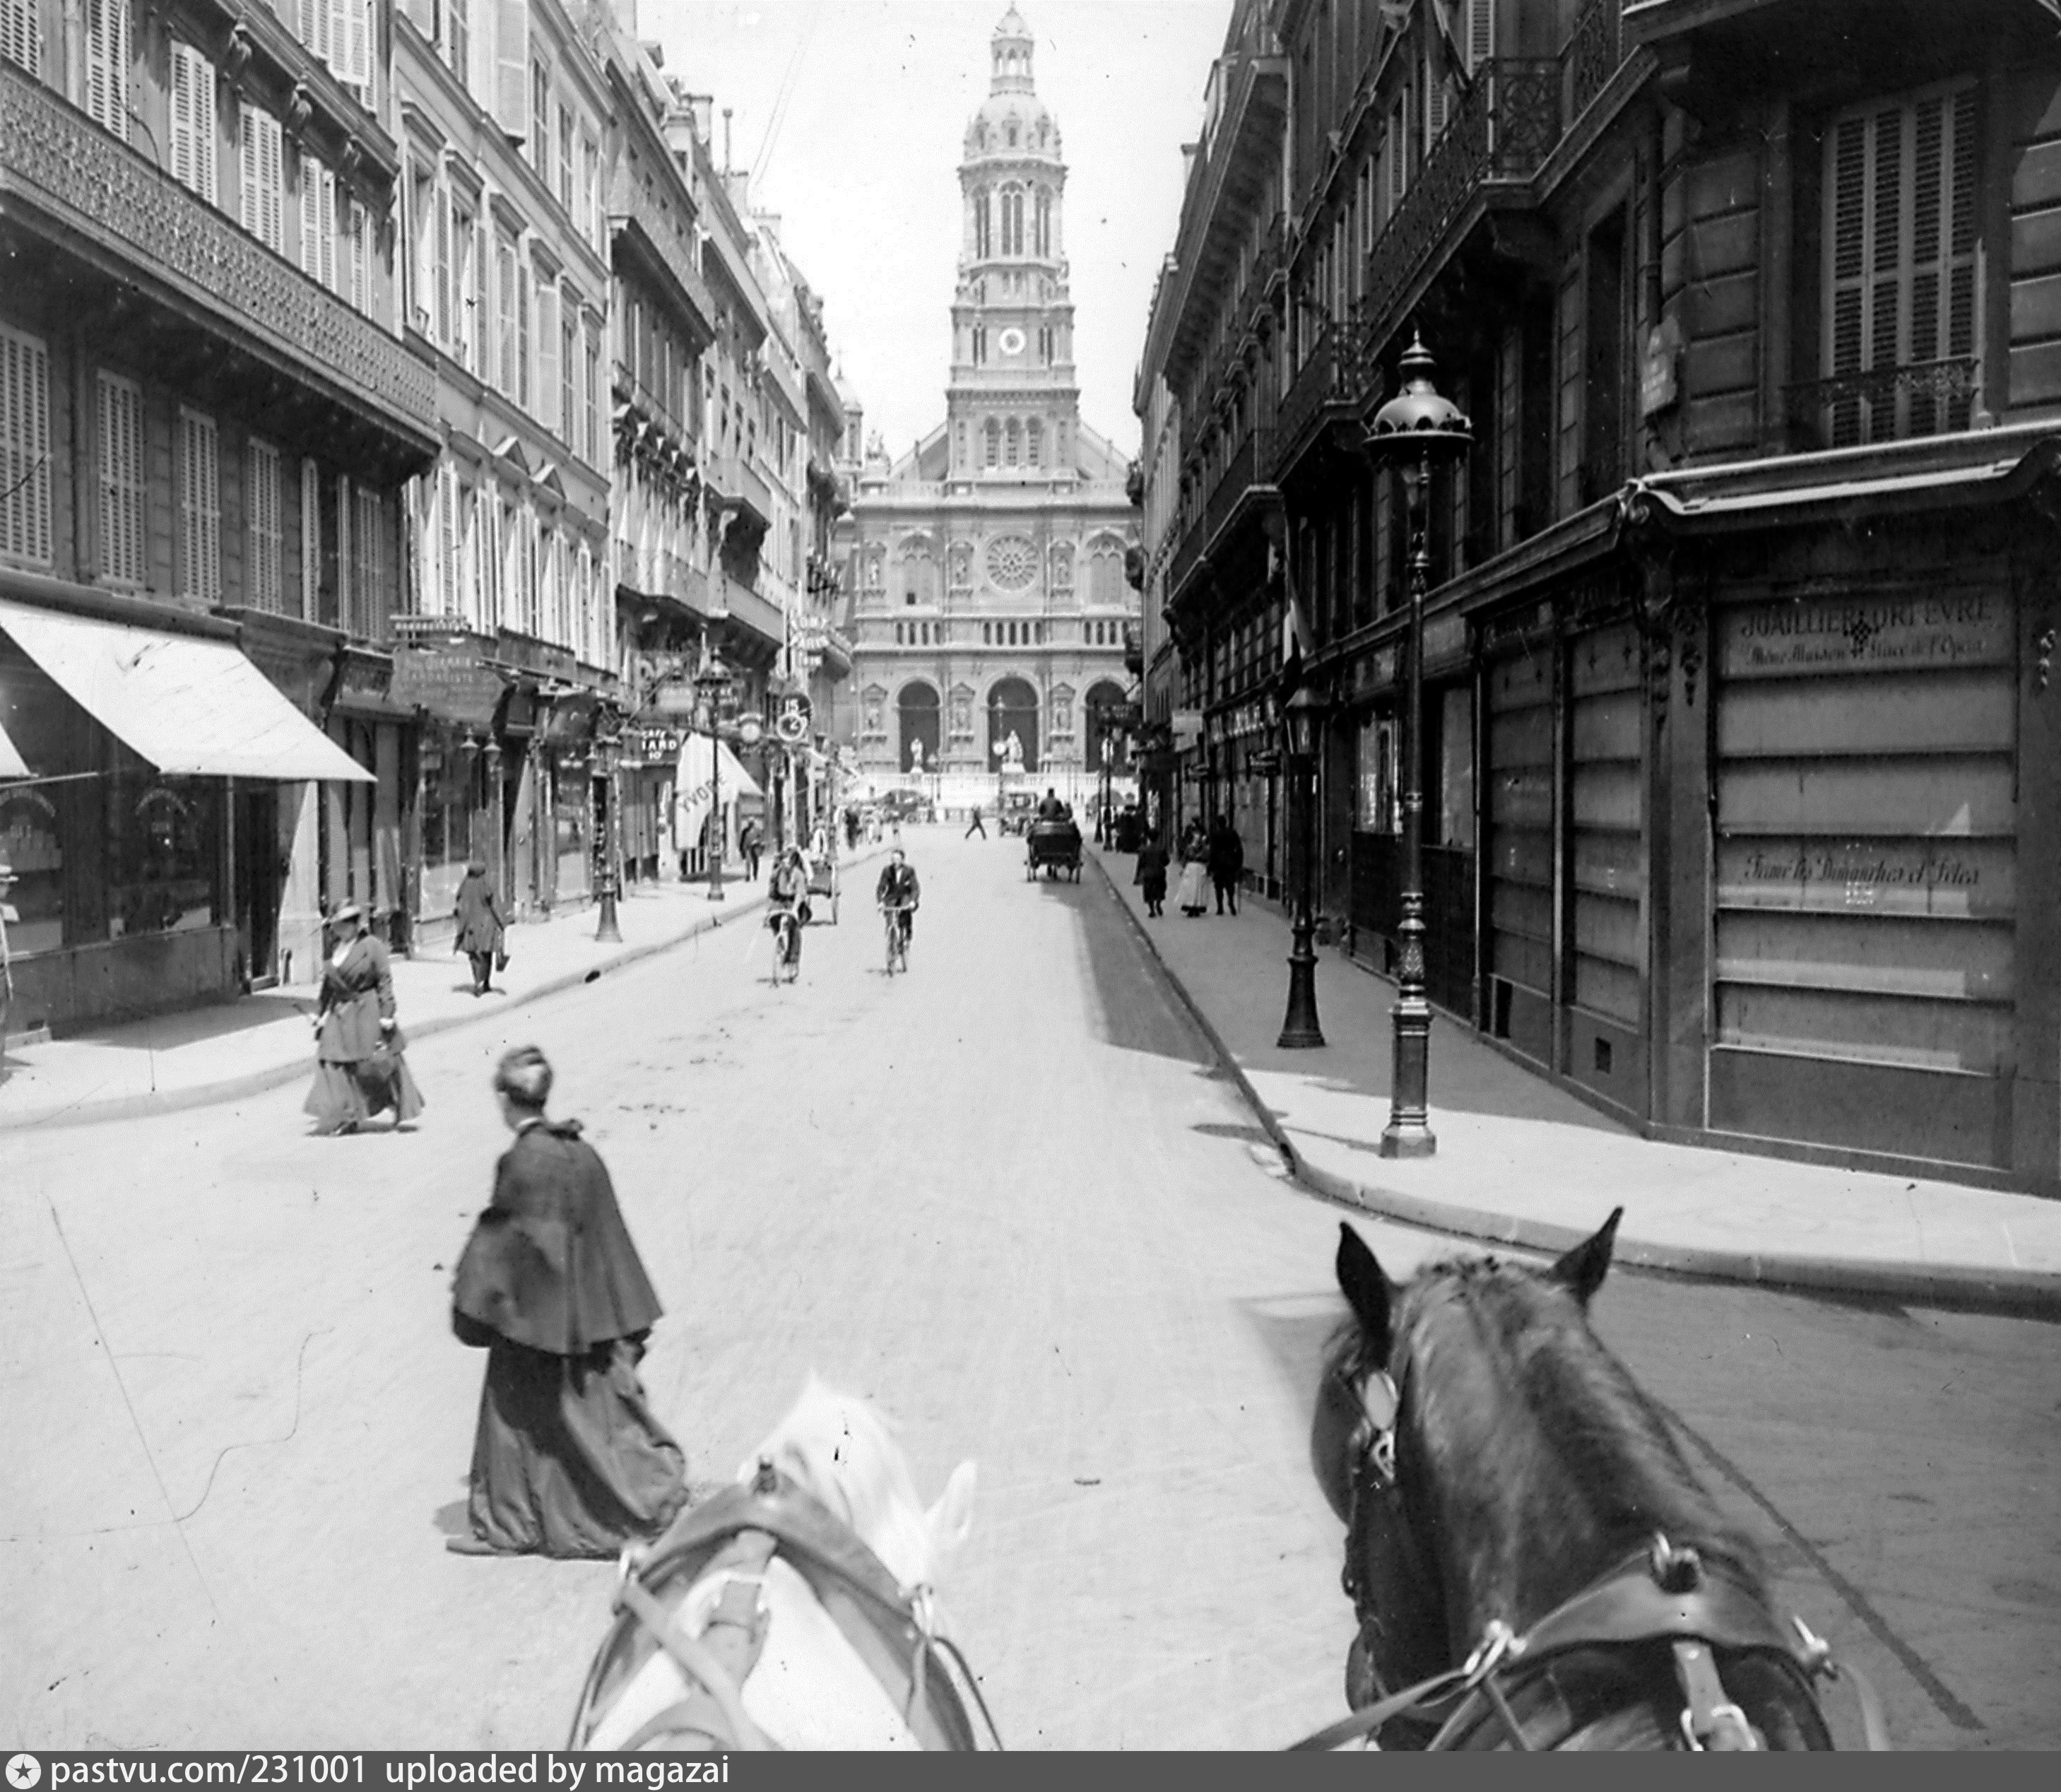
[947,6,1080,481]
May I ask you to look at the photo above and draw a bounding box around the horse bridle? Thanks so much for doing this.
[1299,1362,1893,1752]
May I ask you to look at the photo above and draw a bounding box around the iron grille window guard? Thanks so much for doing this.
[1785,355,1983,449]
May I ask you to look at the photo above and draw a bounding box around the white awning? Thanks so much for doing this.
[672,731,763,847]
[0,599,373,782]
[0,714,28,779]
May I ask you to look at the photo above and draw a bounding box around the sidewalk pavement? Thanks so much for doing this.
[0,842,889,1133]
[1087,843,2061,1317]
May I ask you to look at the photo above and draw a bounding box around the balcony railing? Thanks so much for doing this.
[1205,423,1272,546]
[616,541,712,616]
[1785,357,1983,452]
[1564,0,1627,126]
[1356,59,1561,360]
[1273,321,1372,475]
[610,158,716,343]
[0,61,435,442]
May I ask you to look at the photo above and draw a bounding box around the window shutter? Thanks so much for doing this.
[439,463,458,612]
[249,440,282,613]
[0,324,52,565]
[434,187,451,343]
[320,170,337,290]
[301,458,321,619]
[495,0,528,138]
[337,473,354,633]
[98,375,145,585]
[536,283,559,429]
[300,153,321,277]
[2,0,43,77]
[179,411,220,601]
[1424,52,1447,150]
[86,0,129,138]
[259,115,281,252]
[312,0,332,68]
[345,0,371,93]
[1467,0,1494,73]
[349,199,368,313]
[170,44,196,195]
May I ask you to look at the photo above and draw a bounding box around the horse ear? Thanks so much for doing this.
[926,1460,976,1559]
[1335,1223,1395,1365]
[1549,1207,1623,1306]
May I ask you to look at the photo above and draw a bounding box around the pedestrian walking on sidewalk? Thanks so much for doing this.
[1208,817,1244,915]
[304,903,425,1135]
[1135,837,1169,917]
[740,817,764,882]
[964,803,986,839]
[447,1047,689,1558]
[1175,823,1210,917]
[451,860,507,996]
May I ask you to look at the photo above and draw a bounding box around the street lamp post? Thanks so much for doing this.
[1365,334,1472,1157]
[1277,682,1328,1049]
[696,653,735,902]
[594,729,623,943]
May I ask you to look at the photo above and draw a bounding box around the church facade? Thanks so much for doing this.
[839,8,1138,808]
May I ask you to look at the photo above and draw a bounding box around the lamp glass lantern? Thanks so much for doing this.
[1364,333,1472,1156]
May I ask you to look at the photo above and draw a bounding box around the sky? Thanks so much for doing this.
[639,0,1232,464]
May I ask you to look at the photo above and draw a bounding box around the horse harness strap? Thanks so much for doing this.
[613,1528,781,1752]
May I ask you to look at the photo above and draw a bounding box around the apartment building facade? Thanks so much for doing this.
[1138,0,2061,1190]
[1,0,438,1032]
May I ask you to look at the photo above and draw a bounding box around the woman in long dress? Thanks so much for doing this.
[1175,823,1211,917]
[447,1047,690,1557]
[451,860,506,996]
[304,903,425,1134]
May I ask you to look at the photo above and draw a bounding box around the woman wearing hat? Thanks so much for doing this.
[447,1046,687,1557]
[304,902,425,1135]
[451,859,506,997]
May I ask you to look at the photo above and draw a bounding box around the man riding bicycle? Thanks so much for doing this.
[875,848,921,953]
[767,846,810,969]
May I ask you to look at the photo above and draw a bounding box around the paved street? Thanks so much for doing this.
[3,832,2057,1750]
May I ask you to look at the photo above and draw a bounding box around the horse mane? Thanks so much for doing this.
[1393,1254,1765,1637]
[744,1376,940,1591]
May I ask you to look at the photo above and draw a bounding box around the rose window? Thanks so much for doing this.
[986,536,1037,589]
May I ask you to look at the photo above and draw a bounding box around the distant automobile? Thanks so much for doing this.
[996,791,1037,837]
[877,789,934,825]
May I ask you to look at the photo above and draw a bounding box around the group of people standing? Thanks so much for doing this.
[1135,816,1244,920]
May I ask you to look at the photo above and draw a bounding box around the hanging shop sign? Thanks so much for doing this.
[391,648,504,728]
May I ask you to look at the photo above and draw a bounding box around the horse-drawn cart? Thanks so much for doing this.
[1024,816,1082,882]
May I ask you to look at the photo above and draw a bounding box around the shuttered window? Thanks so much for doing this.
[536,281,559,429]
[561,310,576,448]
[1821,81,1980,445]
[353,486,382,638]
[437,461,459,614]
[517,265,531,409]
[241,105,284,253]
[98,372,146,586]
[248,438,283,613]
[1467,0,1494,72]
[179,410,220,601]
[170,42,218,205]
[347,197,369,314]
[0,324,52,565]
[85,0,129,138]
[298,153,334,288]
[1,0,42,76]
[496,240,517,396]
[301,459,321,620]
[433,184,452,344]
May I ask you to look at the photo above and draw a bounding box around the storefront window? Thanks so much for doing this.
[1358,714,1398,832]
[106,767,220,938]
[419,733,478,920]
[1438,686,1475,851]
[0,649,76,955]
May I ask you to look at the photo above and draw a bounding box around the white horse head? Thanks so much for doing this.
[578,1378,981,1752]
[740,1374,977,1593]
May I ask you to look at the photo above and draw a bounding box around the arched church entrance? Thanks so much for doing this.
[987,677,1040,774]
[1084,680,1130,773]
[897,681,941,774]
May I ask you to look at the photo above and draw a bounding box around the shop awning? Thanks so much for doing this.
[0,714,29,778]
[0,599,374,782]
[672,731,764,847]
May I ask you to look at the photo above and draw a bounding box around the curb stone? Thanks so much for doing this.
[1085,849,2061,1320]
[0,844,890,1133]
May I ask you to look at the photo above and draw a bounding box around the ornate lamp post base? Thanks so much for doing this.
[1277,938,1326,1048]
[594,870,623,943]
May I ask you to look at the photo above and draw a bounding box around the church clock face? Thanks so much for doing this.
[998,326,1027,357]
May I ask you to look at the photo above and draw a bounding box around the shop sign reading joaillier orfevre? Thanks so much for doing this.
[1720,589,2009,675]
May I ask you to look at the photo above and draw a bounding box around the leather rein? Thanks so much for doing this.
[1291,1367,1894,1752]
[568,1462,1004,1753]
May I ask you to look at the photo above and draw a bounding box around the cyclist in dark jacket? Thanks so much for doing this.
[875,849,921,939]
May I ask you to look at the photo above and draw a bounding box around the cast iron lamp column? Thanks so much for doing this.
[1277,681,1328,1049]
[1366,335,1472,1157]
[594,731,624,943]
[696,654,735,902]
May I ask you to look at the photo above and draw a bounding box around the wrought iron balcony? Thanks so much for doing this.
[1354,58,1560,365]
[0,61,435,449]
[1785,357,1984,452]
[1564,0,1629,125]
[609,158,716,348]
[1272,320,1372,477]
